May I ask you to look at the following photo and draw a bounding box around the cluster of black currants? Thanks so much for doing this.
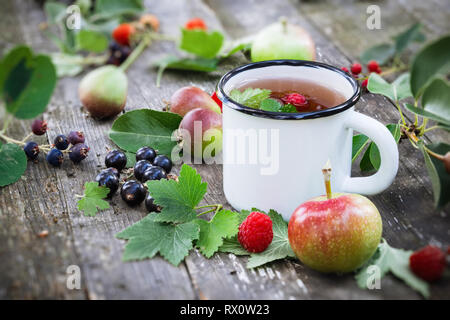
[23,119,89,166]
[95,146,172,213]
[106,41,132,66]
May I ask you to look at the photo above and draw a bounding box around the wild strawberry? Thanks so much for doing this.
[185,18,207,31]
[238,212,273,253]
[361,79,368,88]
[112,23,136,46]
[281,93,307,108]
[341,67,349,73]
[350,63,362,75]
[409,245,446,282]
[367,60,379,73]
[211,91,222,112]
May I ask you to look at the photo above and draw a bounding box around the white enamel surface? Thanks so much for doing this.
[221,63,399,221]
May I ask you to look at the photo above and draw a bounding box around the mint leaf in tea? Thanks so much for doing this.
[230,78,347,113]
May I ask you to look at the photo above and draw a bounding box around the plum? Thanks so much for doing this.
[179,108,222,160]
[169,86,221,117]
[251,19,315,62]
[78,65,128,119]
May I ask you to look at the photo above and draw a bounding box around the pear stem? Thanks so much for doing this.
[119,36,152,72]
[280,17,288,33]
[322,160,332,200]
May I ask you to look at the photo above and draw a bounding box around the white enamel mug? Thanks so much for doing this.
[217,60,399,221]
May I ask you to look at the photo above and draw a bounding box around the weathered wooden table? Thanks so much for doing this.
[1,0,449,300]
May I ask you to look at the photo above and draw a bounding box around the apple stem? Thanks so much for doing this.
[322,159,332,200]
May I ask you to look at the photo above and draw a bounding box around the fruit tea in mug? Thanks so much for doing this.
[218,60,399,220]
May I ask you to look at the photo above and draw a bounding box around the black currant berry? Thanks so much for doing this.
[141,166,167,182]
[46,148,64,167]
[54,134,70,150]
[145,194,161,213]
[136,146,156,162]
[24,141,40,160]
[152,155,172,173]
[69,143,89,163]
[105,150,127,171]
[96,171,120,197]
[133,160,153,181]
[31,119,47,136]
[68,131,85,145]
[102,167,120,178]
[120,180,146,206]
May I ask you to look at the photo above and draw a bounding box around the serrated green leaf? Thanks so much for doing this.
[394,23,425,54]
[125,151,136,168]
[247,209,295,269]
[195,210,239,258]
[260,98,282,112]
[367,73,412,101]
[355,240,429,298]
[179,29,224,59]
[229,88,271,109]
[360,43,395,65]
[279,104,297,113]
[0,46,57,119]
[148,164,207,223]
[410,35,450,98]
[219,236,248,256]
[75,30,108,53]
[0,142,27,187]
[352,134,370,162]
[116,214,199,266]
[109,109,182,155]
[418,142,450,207]
[77,182,110,216]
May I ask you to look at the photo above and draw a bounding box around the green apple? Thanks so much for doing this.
[251,20,316,62]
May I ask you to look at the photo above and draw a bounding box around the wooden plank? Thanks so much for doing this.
[206,0,450,299]
[7,0,196,300]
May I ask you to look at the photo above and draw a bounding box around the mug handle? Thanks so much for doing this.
[342,111,399,195]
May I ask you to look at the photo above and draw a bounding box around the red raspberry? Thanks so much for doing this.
[238,212,273,253]
[281,93,307,108]
[112,23,135,46]
[361,79,368,88]
[367,60,379,73]
[211,91,222,112]
[409,245,446,282]
[31,119,48,136]
[341,67,349,73]
[350,63,362,75]
[185,18,207,31]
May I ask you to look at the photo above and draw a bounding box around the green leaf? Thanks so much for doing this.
[410,35,450,98]
[179,29,224,59]
[109,109,182,155]
[116,214,199,266]
[220,41,252,58]
[75,30,108,53]
[229,88,271,109]
[194,210,239,258]
[125,151,136,168]
[394,23,425,54]
[94,0,143,18]
[148,164,208,223]
[247,210,295,269]
[260,98,282,112]
[44,1,67,24]
[367,73,412,101]
[155,55,219,87]
[360,43,395,65]
[0,46,57,119]
[279,104,297,113]
[219,236,249,256]
[360,144,375,172]
[352,134,370,162]
[50,53,84,77]
[418,142,450,207]
[355,240,429,298]
[0,142,27,187]
[76,182,110,217]
[368,124,401,170]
